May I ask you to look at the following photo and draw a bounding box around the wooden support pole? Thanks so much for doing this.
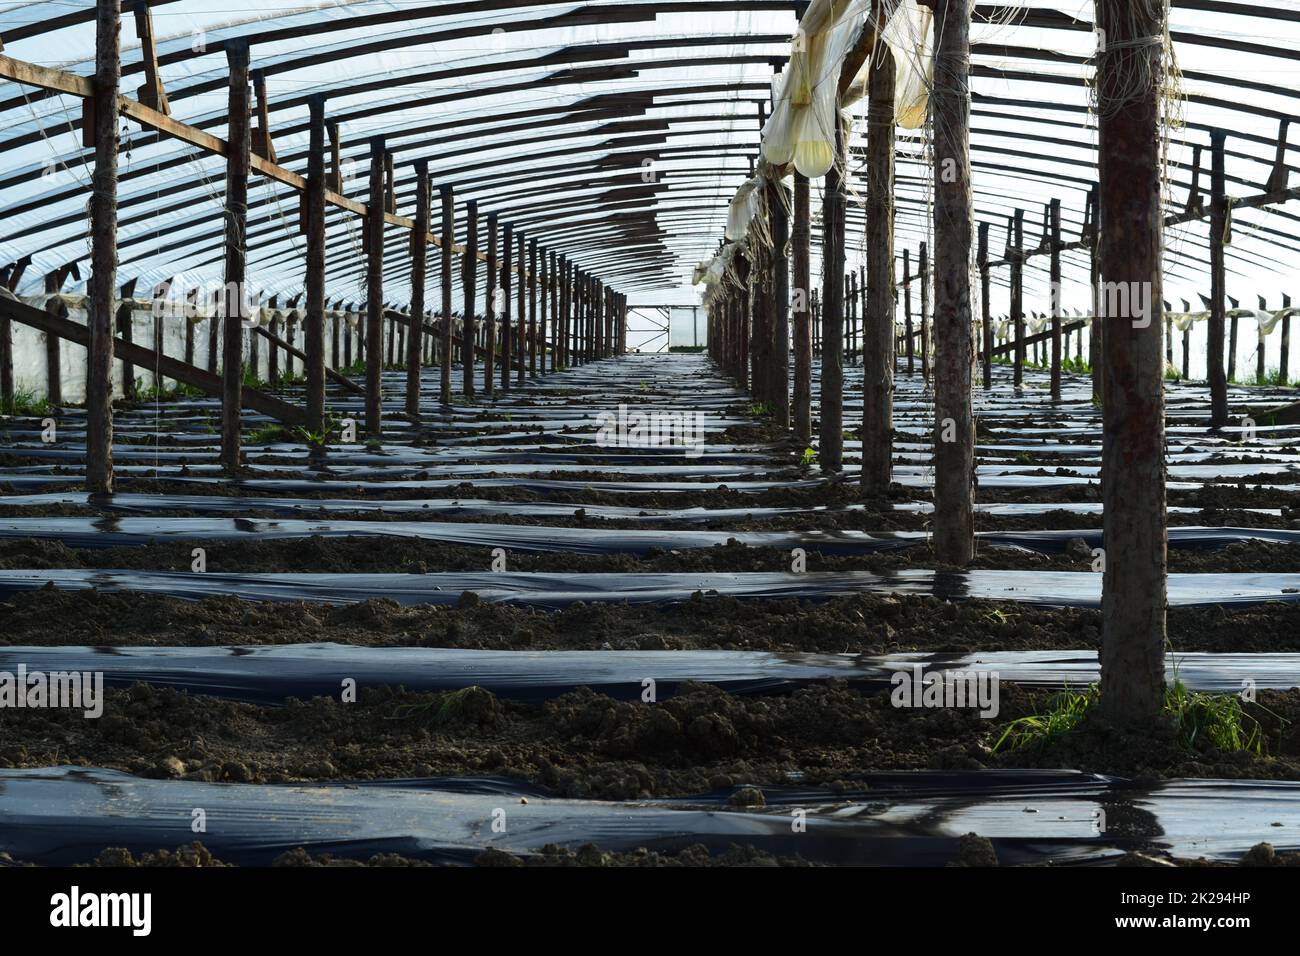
[219,41,250,475]
[862,36,895,496]
[540,248,550,374]
[516,232,526,384]
[771,175,791,428]
[326,120,342,192]
[979,222,992,389]
[1049,197,1062,401]
[919,241,930,383]
[305,95,327,434]
[364,136,385,436]
[42,273,63,406]
[750,189,771,403]
[1281,298,1291,385]
[529,238,538,375]
[1096,0,1168,725]
[463,200,478,397]
[903,248,913,375]
[440,183,454,406]
[85,0,121,492]
[485,213,498,397]
[1010,209,1024,387]
[792,172,812,445]
[1085,188,1102,402]
[1227,311,1238,382]
[131,0,169,115]
[1183,324,1191,380]
[1208,130,1229,423]
[406,161,429,419]
[500,223,512,390]
[548,250,558,371]
[819,118,846,474]
[932,0,975,563]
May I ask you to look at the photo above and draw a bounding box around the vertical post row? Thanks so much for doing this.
[485,213,497,397]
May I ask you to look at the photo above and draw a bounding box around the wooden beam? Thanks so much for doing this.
[131,1,170,115]
[463,200,478,396]
[251,69,276,162]
[255,323,361,394]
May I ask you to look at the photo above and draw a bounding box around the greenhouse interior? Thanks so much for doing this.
[0,0,1298,916]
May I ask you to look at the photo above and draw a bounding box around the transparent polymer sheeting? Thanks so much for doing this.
[0,0,1295,315]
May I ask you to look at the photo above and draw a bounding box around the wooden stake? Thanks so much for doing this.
[440,183,454,406]
[1208,130,1229,425]
[1049,197,1062,401]
[85,0,121,492]
[979,222,991,389]
[529,238,538,375]
[305,94,327,435]
[500,223,512,390]
[770,176,790,428]
[364,136,385,436]
[792,173,812,445]
[517,232,526,384]
[819,118,846,474]
[862,37,895,495]
[903,248,913,375]
[219,41,250,475]
[463,200,478,397]
[931,0,976,563]
[485,213,497,397]
[1096,0,1168,725]
[407,161,429,419]
[1010,209,1024,387]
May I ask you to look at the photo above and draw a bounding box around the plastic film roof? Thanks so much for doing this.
[0,0,1297,315]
